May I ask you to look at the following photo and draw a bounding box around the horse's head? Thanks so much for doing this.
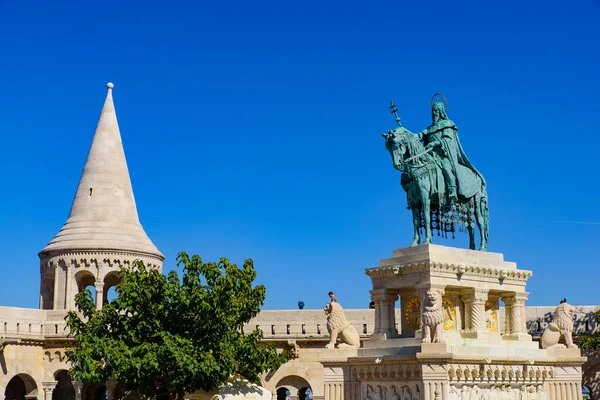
[382,127,410,171]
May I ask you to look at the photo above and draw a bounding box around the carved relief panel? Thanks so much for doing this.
[447,384,546,400]
[363,383,422,400]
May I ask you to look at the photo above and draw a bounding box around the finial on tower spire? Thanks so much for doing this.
[106,82,114,89]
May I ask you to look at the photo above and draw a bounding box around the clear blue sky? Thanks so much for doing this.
[0,0,598,310]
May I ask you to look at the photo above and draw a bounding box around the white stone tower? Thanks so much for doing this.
[38,83,164,310]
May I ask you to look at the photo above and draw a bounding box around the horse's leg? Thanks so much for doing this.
[421,194,432,244]
[474,192,487,251]
[410,206,421,247]
[467,221,476,250]
[468,196,476,250]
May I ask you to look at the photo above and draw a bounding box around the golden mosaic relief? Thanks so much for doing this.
[404,297,421,329]
[485,300,498,332]
[442,296,456,330]
[404,295,456,330]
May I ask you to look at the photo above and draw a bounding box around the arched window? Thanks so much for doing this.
[75,270,97,306]
[103,271,121,305]
[4,374,38,400]
[299,387,312,400]
[53,370,75,400]
[276,387,290,400]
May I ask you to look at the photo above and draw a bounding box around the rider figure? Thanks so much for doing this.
[416,101,484,201]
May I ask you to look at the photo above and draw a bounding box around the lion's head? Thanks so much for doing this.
[324,301,350,331]
[554,302,575,332]
[426,289,442,307]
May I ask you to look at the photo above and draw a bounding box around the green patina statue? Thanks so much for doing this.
[382,94,489,251]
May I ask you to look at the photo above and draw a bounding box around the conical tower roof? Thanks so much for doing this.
[40,83,164,260]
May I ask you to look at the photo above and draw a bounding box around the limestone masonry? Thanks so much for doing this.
[0,85,598,400]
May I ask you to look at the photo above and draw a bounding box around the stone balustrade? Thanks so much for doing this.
[241,306,600,341]
[0,305,597,344]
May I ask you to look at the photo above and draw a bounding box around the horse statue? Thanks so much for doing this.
[382,123,489,250]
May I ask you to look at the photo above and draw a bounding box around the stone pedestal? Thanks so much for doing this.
[320,245,586,400]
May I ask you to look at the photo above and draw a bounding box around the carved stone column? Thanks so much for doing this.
[106,379,117,400]
[502,292,531,340]
[42,382,57,400]
[65,262,72,310]
[95,282,105,310]
[73,381,83,400]
[461,288,488,336]
[515,293,528,333]
[503,295,514,335]
[370,289,398,340]
[53,263,60,310]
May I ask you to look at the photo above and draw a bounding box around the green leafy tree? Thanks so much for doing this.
[65,252,288,400]
[579,309,600,351]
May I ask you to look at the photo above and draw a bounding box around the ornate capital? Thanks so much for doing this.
[462,288,487,304]
[42,381,57,392]
[502,296,516,307]
[370,290,398,303]
[472,288,489,303]
[514,292,528,305]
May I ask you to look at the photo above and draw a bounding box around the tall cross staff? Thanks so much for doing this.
[389,100,401,127]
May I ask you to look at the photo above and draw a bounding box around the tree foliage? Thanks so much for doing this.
[578,309,600,351]
[65,253,287,399]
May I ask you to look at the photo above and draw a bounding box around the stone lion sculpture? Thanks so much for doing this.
[541,299,577,349]
[324,301,360,349]
[421,289,445,344]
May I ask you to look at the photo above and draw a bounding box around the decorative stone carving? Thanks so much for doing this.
[419,289,445,344]
[366,384,383,400]
[404,297,421,330]
[541,299,578,349]
[365,261,532,284]
[485,300,498,332]
[286,339,300,359]
[404,295,456,332]
[448,364,554,383]
[42,381,57,400]
[364,384,421,400]
[324,301,360,349]
[446,384,546,400]
[442,296,456,330]
[354,364,422,381]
